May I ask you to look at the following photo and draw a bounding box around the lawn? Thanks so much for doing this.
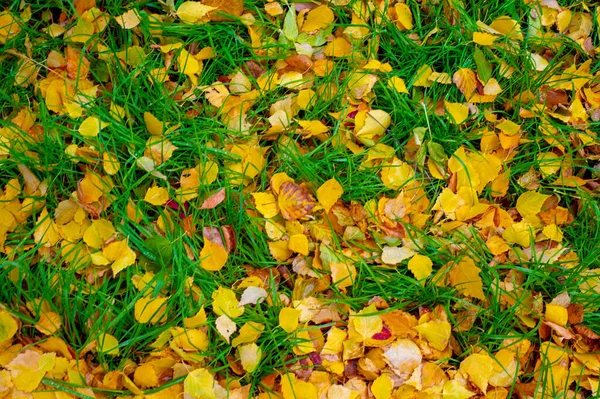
[0,0,599,398]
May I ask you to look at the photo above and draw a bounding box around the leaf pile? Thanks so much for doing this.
[1,0,600,398]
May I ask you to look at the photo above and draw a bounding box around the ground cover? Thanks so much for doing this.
[0,0,600,398]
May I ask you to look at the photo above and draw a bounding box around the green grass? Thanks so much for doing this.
[1,0,600,397]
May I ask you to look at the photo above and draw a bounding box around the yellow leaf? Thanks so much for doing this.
[134,364,159,388]
[238,343,262,373]
[538,152,561,176]
[460,353,495,393]
[486,235,510,255]
[288,234,309,256]
[6,350,55,392]
[115,9,141,29]
[0,310,18,345]
[177,2,216,23]
[545,304,568,326]
[269,240,292,262]
[473,32,497,46]
[231,322,264,347]
[413,64,433,87]
[414,320,451,351]
[298,120,329,138]
[252,192,279,218]
[301,5,334,32]
[35,310,62,335]
[83,218,115,249]
[184,307,207,328]
[79,116,108,137]
[380,157,415,190]
[171,327,208,351]
[317,178,343,214]
[215,314,237,343]
[212,286,244,319]
[144,112,164,136]
[516,191,549,220]
[324,37,352,57]
[453,68,478,100]
[389,76,408,93]
[449,257,485,300]
[330,260,356,290]
[321,326,347,355]
[134,296,168,324]
[407,254,433,282]
[353,304,382,342]
[488,16,523,41]
[144,186,169,206]
[103,151,120,175]
[372,373,394,399]
[394,3,413,30]
[184,368,216,399]
[542,224,563,242]
[97,333,120,356]
[496,119,521,136]
[178,48,200,76]
[502,221,533,247]
[281,373,318,399]
[445,101,469,124]
[443,380,475,399]
[103,239,136,275]
[279,307,301,333]
[355,109,391,146]
[200,239,228,271]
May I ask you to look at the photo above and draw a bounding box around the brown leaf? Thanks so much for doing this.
[203,226,236,253]
[285,55,313,74]
[203,0,244,21]
[277,182,317,220]
[567,303,584,324]
[201,188,226,209]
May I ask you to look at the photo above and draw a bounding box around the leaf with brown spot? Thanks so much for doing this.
[277,181,317,220]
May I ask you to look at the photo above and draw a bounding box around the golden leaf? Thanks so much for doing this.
[301,5,334,32]
[445,101,470,124]
[252,192,279,218]
[453,68,478,100]
[449,257,485,300]
[97,333,120,355]
[279,307,301,333]
[407,254,433,283]
[278,181,317,220]
[134,296,168,324]
[200,239,228,271]
[144,186,169,206]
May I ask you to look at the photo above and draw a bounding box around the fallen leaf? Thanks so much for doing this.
[239,343,262,373]
[144,186,169,206]
[200,238,228,271]
[238,286,268,306]
[215,314,237,343]
[317,178,343,214]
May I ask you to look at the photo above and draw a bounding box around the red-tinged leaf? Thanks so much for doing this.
[201,188,226,209]
[277,181,317,220]
[203,226,236,253]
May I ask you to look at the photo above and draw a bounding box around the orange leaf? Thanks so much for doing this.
[277,181,317,220]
